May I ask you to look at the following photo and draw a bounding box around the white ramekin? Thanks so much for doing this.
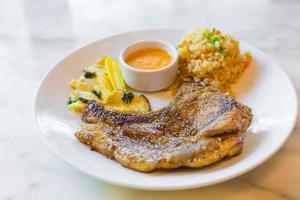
[119,40,178,92]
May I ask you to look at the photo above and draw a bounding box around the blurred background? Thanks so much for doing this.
[1,0,300,199]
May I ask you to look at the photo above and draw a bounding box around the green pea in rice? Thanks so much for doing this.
[177,27,251,93]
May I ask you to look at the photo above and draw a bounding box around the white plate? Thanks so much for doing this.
[34,29,298,190]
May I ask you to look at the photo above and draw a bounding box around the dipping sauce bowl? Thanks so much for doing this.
[119,40,178,92]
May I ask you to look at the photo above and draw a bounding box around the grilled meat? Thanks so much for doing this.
[75,82,253,172]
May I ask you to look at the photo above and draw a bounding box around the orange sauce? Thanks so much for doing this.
[125,48,172,70]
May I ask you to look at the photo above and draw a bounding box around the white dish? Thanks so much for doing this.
[34,29,298,190]
[119,40,178,92]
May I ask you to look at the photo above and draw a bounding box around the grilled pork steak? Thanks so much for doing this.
[75,82,253,172]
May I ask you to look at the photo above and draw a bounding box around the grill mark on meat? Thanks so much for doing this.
[76,81,253,172]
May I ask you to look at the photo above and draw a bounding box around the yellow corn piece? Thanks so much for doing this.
[69,79,95,91]
[95,56,107,69]
[93,86,113,103]
[84,65,101,73]
[69,79,78,89]
[68,101,86,113]
[77,82,94,91]
[105,90,150,113]
[78,91,102,103]
[104,56,126,91]
[103,74,113,91]
[96,71,113,92]
[105,90,121,104]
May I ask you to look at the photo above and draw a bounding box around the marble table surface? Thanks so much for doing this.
[1,0,300,199]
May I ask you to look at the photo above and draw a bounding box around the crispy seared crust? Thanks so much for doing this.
[75,82,253,172]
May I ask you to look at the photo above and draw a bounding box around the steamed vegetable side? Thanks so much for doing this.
[67,56,150,113]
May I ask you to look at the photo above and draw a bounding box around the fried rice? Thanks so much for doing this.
[177,27,251,92]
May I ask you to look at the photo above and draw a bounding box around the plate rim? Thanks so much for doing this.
[33,28,298,190]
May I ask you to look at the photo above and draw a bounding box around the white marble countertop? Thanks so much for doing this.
[1,0,300,199]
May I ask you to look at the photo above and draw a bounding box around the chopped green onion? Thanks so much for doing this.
[91,89,101,99]
[210,35,219,43]
[83,70,96,79]
[67,92,79,105]
[67,97,73,105]
[204,28,225,48]
[121,91,134,104]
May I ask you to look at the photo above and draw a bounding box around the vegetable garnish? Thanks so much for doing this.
[67,97,76,105]
[67,92,79,105]
[68,56,150,113]
[105,56,126,91]
[83,70,96,79]
[91,89,101,99]
[205,28,224,48]
[121,91,134,104]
